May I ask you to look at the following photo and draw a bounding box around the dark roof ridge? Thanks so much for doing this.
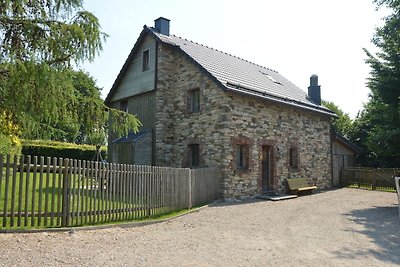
[161,31,279,74]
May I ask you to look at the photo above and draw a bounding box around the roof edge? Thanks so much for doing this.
[225,83,337,117]
[333,131,362,153]
[105,26,157,105]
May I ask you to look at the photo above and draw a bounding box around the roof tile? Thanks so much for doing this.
[148,27,333,115]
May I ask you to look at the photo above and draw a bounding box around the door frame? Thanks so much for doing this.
[259,140,277,193]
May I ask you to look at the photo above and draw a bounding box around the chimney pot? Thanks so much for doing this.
[154,17,170,36]
[308,74,321,105]
[310,74,318,86]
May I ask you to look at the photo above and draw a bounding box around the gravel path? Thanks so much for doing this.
[0,188,399,266]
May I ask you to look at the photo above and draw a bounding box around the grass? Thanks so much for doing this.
[0,169,187,230]
[347,184,397,193]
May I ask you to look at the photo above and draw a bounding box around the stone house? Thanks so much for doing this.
[105,17,336,198]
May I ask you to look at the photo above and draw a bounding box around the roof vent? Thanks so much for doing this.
[154,17,170,36]
[308,74,321,105]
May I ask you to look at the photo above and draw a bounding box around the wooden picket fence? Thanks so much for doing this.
[342,167,400,191]
[0,155,220,229]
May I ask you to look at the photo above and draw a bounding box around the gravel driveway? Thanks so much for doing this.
[1,188,399,266]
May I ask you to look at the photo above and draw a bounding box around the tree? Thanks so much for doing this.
[358,0,400,167]
[322,100,353,137]
[0,0,139,146]
[49,70,107,145]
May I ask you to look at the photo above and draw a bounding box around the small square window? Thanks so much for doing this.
[120,100,128,112]
[189,89,200,113]
[188,144,200,168]
[236,144,249,169]
[289,147,298,168]
[142,50,149,71]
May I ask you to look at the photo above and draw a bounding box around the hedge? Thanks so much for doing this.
[21,140,107,162]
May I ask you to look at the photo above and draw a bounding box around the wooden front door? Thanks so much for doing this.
[261,145,272,193]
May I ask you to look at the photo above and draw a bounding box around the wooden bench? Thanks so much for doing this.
[287,178,317,195]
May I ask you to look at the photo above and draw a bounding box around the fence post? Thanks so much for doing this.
[188,169,192,209]
[62,158,70,227]
[371,169,377,190]
[340,167,344,187]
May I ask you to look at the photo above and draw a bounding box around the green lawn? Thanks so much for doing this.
[0,169,175,229]
[347,183,397,193]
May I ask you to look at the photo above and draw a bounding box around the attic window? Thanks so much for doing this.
[142,49,149,71]
[259,70,282,85]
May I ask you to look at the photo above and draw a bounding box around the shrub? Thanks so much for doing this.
[21,140,107,162]
[0,111,22,159]
[0,134,22,159]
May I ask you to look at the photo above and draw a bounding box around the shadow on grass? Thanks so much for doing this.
[334,205,400,265]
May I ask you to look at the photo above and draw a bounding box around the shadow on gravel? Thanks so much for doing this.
[208,198,267,208]
[334,205,400,265]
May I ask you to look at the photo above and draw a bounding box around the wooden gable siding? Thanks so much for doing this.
[108,91,156,138]
[108,91,156,165]
[133,131,152,165]
[112,142,133,164]
[110,35,156,102]
[127,90,156,129]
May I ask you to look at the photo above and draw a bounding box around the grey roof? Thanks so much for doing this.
[147,27,335,116]
[112,129,151,144]
[106,25,334,116]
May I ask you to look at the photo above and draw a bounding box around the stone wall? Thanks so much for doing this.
[155,42,332,198]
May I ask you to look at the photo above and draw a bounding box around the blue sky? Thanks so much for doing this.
[82,0,385,118]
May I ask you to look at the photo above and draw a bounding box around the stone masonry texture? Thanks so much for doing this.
[155,42,332,199]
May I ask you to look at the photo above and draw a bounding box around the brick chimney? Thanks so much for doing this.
[308,74,321,105]
[155,17,170,36]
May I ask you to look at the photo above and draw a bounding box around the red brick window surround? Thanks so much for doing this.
[236,144,249,169]
[232,136,252,173]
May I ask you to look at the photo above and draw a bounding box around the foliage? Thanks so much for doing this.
[0,0,140,147]
[46,70,108,145]
[0,0,103,64]
[0,111,21,158]
[356,0,400,167]
[21,139,106,161]
[322,100,353,137]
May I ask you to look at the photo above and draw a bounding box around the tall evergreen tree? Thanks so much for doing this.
[357,0,400,167]
[0,0,139,145]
